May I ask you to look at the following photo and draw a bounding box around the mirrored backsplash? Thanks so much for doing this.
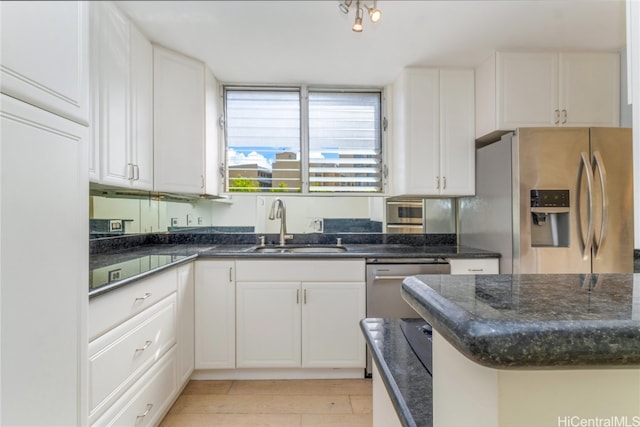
[89,190,455,239]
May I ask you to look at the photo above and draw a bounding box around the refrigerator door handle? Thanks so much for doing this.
[580,152,595,259]
[593,151,607,257]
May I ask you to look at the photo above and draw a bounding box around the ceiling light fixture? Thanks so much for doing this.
[338,0,382,32]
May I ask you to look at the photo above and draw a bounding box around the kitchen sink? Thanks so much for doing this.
[250,245,347,254]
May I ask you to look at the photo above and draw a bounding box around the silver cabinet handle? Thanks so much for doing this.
[135,340,152,353]
[134,164,140,181]
[436,176,440,189]
[229,267,233,283]
[442,176,446,190]
[593,150,607,257]
[303,289,307,304]
[135,292,152,302]
[561,109,567,124]
[580,152,595,259]
[127,163,135,180]
[554,109,560,125]
[136,403,153,421]
[467,268,484,272]
[296,289,300,304]
[374,275,408,280]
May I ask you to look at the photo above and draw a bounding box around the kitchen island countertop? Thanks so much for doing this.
[402,273,640,368]
[399,274,640,426]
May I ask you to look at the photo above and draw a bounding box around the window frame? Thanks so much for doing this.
[221,84,387,195]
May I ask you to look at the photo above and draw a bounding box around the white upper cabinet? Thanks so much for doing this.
[91,1,153,190]
[476,51,620,141]
[153,45,219,196]
[559,53,620,127]
[128,23,154,189]
[0,1,89,126]
[439,69,476,196]
[391,68,475,197]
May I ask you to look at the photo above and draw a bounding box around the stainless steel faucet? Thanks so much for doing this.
[268,198,293,246]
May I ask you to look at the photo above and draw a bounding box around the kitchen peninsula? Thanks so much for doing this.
[363,274,640,427]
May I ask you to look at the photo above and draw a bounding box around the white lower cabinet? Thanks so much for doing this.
[235,259,366,369]
[194,260,236,369]
[89,264,194,425]
[177,262,195,384]
[301,282,366,368]
[92,347,178,427]
[448,258,499,275]
[236,281,301,367]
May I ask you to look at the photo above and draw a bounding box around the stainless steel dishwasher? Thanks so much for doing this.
[365,257,450,376]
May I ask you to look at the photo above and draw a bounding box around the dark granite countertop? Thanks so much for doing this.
[360,318,432,427]
[89,243,499,297]
[402,274,640,369]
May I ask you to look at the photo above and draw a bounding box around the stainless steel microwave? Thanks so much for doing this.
[386,201,424,234]
[386,201,423,225]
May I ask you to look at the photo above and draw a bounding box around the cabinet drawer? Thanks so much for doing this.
[92,346,178,427]
[448,258,499,275]
[89,294,177,420]
[236,259,365,282]
[89,268,177,340]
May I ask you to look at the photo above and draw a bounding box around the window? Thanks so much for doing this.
[224,87,383,193]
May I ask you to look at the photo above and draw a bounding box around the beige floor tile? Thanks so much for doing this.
[182,380,233,395]
[228,379,372,396]
[172,394,353,415]
[349,395,373,414]
[301,413,373,427]
[160,413,302,427]
[166,395,188,416]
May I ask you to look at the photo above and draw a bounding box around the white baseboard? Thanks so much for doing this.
[191,368,366,380]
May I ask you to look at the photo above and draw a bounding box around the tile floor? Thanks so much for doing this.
[159,379,373,427]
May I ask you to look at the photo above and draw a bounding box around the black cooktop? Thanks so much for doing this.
[400,318,433,375]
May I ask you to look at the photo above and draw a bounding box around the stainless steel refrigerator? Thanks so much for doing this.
[459,127,633,274]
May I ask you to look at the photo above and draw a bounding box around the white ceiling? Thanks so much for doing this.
[116,0,627,87]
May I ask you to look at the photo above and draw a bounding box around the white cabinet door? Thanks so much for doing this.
[301,282,366,368]
[153,45,206,194]
[439,69,475,196]
[95,1,130,186]
[560,52,620,127]
[177,262,195,384]
[128,22,154,190]
[497,52,558,128]
[92,2,154,190]
[1,93,88,426]
[391,68,475,197]
[236,282,302,368]
[194,260,236,369]
[391,68,440,195]
[204,69,221,195]
[0,1,89,125]
[477,51,620,139]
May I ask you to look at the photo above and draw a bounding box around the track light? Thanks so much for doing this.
[368,3,382,23]
[338,0,382,32]
[352,1,363,33]
[339,0,352,14]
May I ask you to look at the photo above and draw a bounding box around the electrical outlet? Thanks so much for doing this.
[186,214,193,225]
[171,218,178,226]
[198,217,204,225]
[309,218,323,232]
[108,269,121,282]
